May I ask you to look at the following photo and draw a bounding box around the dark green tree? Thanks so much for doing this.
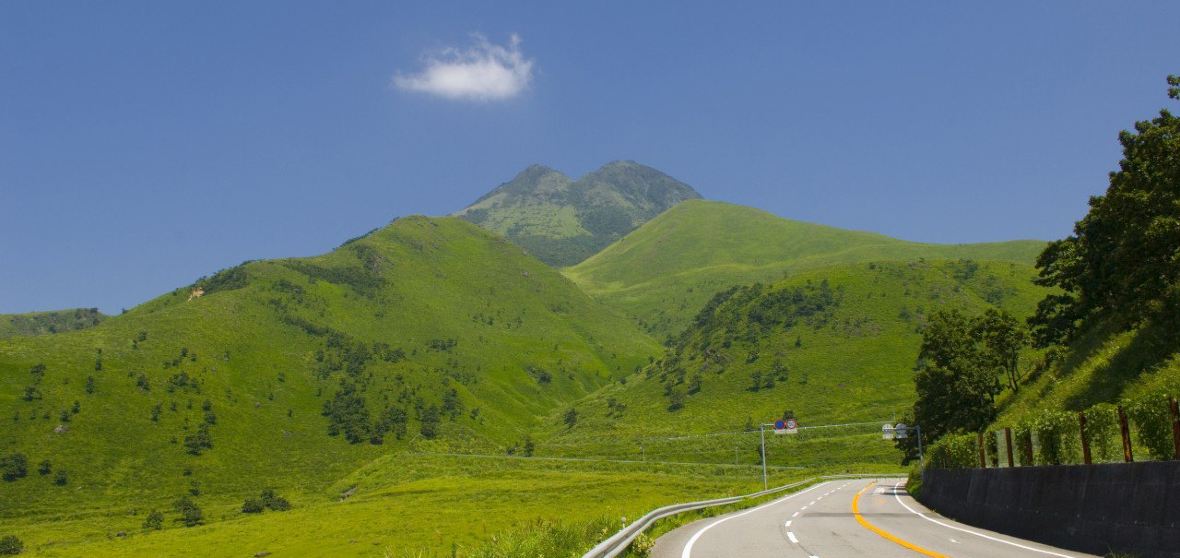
[37,460,50,476]
[419,405,441,439]
[0,535,22,555]
[562,407,578,428]
[184,424,213,455]
[172,496,203,527]
[1031,75,1180,345]
[142,510,164,531]
[53,470,67,486]
[908,310,999,457]
[973,308,1028,392]
[241,498,264,513]
[1,453,28,481]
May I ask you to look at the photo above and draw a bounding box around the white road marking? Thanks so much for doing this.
[801,505,808,510]
[788,532,799,544]
[950,538,959,544]
[785,520,792,527]
[889,482,1078,558]
[809,500,816,505]
[792,511,799,518]
[680,482,828,558]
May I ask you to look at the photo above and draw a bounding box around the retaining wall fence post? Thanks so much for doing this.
[1118,405,1134,463]
[978,431,986,468]
[1170,397,1180,460]
[1079,411,1092,465]
[1004,428,1014,468]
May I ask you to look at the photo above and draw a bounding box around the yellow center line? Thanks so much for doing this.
[852,481,949,558]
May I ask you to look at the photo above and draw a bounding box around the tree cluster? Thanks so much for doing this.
[901,308,1028,462]
[1031,76,1180,346]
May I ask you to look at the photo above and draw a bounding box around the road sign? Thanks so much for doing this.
[775,418,797,434]
[895,423,909,439]
[882,423,894,440]
[774,420,786,431]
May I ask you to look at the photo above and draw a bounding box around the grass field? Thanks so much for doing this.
[2,453,902,557]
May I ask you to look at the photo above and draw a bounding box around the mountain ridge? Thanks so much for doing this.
[456,161,702,266]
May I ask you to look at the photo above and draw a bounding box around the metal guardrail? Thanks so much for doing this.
[581,473,890,558]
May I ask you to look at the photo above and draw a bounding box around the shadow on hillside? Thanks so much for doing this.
[1061,316,1180,410]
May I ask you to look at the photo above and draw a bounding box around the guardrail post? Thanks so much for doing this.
[1170,397,1180,460]
[977,432,986,468]
[1118,405,1134,463]
[1004,428,1014,468]
[1022,432,1034,466]
[1079,411,1092,465]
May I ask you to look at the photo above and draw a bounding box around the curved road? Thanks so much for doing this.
[651,478,1096,558]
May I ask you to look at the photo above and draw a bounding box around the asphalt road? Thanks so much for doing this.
[651,478,1098,558]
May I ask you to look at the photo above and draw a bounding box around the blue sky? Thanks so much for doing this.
[2,1,1178,314]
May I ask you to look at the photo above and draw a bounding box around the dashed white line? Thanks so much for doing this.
[788,532,799,544]
[679,482,828,558]
[785,520,792,527]
[792,511,799,518]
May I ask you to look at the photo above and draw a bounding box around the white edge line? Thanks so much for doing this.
[681,482,828,558]
[890,482,1076,558]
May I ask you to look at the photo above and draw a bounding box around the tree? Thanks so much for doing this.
[419,405,441,439]
[53,470,67,486]
[0,535,22,555]
[184,424,213,455]
[37,460,50,476]
[973,308,1028,392]
[666,388,686,411]
[563,407,578,428]
[261,489,290,511]
[142,510,164,530]
[172,496,203,527]
[523,436,535,457]
[84,376,95,394]
[1,453,28,481]
[241,498,264,513]
[1031,75,1180,345]
[910,310,998,449]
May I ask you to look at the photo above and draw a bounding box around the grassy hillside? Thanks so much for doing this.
[543,259,1046,468]
[996,313,1180,425]
[566,200,1046,340]
[0,308,106,338]
[0,216,659,552]
[456,161,701,266]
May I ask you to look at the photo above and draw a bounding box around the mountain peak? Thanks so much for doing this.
[457,162,702,266]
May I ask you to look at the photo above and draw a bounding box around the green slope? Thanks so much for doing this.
[566,200,1046,340]
[0,216,658,531]
[545,259,1046,467]
[456,161,702,267]
[0,308,106,338]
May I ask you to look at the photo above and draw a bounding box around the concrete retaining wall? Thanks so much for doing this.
[919,461,1180,557]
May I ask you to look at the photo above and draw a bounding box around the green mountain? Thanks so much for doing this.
[542,259,1046,465]
[566,200,1047,340]
[0,216,658,530]
[0,308,106,339]
[455,161,702,267]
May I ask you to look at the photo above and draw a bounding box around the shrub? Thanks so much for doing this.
[241,498,264,514]
[37,460,50,476]
[172,496,203,527]
[1,453,28,481]
[1125,394,1174,461]
[142,510,164,531]
[926,433,977,469]
[1029,410,1080,465]
[0,535,22,555]
[260,489,290,511]
[1083,404,1120,462]
[53,470,67,486]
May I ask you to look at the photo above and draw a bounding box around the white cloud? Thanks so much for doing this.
[393,34,534,101]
